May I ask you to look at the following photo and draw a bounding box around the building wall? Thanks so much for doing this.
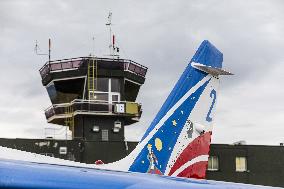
[74,115,125,141]
[0,138,136,164]
[206,144,284,187]
[0,138,82,161]
[82,141,136,163]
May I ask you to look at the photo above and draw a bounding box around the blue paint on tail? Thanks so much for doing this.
[129,40,223,174]
[129,79,210,174]
[141,40,223,141]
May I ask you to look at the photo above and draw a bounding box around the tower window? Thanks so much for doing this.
[92,92,108,101]
[235,157,247,172]
[111,78,120,92]
[207,156,219,171]
[112,94,119,102]
[96,78,109,92]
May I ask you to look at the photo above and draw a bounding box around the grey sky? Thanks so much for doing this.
[0,0,284,144]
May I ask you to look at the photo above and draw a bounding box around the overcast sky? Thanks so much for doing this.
[0,0,284,145]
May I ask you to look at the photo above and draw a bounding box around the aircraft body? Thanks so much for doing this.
[1,40,277,189]
[0,157,278,189]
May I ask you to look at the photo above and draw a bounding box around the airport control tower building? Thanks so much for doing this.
[40,57,147,143]
[0,16,148,163]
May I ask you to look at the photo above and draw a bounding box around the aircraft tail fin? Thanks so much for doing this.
[107,40,232,179]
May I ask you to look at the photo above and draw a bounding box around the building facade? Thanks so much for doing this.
[207,144,284,187]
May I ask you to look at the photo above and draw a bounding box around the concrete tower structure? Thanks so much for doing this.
[40,57,147,143]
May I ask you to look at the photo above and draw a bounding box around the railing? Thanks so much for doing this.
[39,56,148,79]
[124,61,147,77]
[39,57,85,79]
[44,99,142,120]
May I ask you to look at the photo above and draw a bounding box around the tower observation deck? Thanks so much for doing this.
[39,56,147,142]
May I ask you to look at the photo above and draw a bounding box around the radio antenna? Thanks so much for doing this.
[105,12,119,59]
[106,12,113,56]
[34,38,51,63]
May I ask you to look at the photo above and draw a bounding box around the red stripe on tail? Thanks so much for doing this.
[169,132,211,178]
[177,161,208,179]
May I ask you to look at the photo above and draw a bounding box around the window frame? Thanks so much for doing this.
[89,78,121,103]
[235,156,247,172]
[89,91,109,102]
[207,156,219,171]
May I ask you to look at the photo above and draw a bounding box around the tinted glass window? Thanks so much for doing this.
[46,84,57,103]
[112,95,119,102]
[91,92,108,101]
[96,78,109,92]
[111,78,120,92]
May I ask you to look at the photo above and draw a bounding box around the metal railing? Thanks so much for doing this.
[124,61,147,77]
[44,99,141,120]
[39,56,148,79]
[39,57,85,79]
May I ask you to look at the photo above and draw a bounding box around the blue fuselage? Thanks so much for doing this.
[0,158,275,189]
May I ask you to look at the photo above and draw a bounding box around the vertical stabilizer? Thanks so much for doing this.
[105,40,231,179]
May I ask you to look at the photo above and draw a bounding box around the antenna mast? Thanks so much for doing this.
[106,12,119,58]
[48,38,51,63]
[34,38,51,64]
[92,36,95,57]
[106,12,113,56]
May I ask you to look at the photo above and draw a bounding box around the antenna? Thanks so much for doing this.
[48,38,51,63]
[106,12,113,56]
[105,12,119,59]
[92,36,95,57]
[34,38,51,63]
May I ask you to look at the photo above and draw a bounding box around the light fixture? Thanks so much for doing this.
[114,120,122,129]
[92,126,100,132]
[59,147,67,155]
[113,127,120,133]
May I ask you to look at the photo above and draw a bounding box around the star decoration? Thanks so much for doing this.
[172,120,177,126]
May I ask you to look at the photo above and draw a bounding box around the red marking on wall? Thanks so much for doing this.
[168,132,211,178]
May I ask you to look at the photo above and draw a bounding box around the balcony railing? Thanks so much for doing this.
[39,56,148,80]
[39,57,84,79]
[44,99,142,121]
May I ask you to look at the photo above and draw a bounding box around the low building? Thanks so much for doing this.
[207,144,284,187]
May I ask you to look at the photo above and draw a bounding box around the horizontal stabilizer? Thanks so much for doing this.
[192,62,233,76]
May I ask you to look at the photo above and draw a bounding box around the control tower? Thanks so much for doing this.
[39,57,147,142]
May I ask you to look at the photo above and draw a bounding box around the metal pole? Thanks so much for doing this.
[48,38,51,64]
[106,12,113,58]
